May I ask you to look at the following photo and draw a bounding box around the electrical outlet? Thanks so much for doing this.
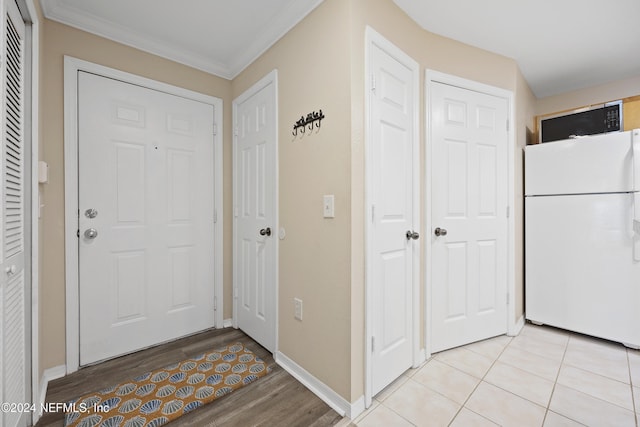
[294,298,303,321]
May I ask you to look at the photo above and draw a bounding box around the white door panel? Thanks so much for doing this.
[369,41,417,396]
[430,82,508,353]
[79,72,215,365]
[233,74,277,353]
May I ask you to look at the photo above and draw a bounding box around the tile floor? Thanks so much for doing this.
[351,323,640,427]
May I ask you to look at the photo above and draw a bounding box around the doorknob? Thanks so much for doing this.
[259,227,272,237]
[434,227,448,237]
[5,265,16,275]
[84,228,99,239]
[406,230,420,240]
[84,208,98,219]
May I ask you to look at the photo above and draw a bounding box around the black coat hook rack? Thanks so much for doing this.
[293,110,325,136]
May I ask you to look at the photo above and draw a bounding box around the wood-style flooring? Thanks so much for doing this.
[36,328,345,427]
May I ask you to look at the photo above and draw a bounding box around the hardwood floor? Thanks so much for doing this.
[36,328,346,427]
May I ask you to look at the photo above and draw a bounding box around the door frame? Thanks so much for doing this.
[231,69,279,353]
[424,70,517,359]
[364,27,421,408]
[63,56,224,373]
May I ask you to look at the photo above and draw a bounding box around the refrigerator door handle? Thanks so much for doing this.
[634,192,640,262]
[634,130,640,191]
[635,192,640,233]
[633,130,640,261]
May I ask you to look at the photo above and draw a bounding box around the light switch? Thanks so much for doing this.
[323,195,335,218]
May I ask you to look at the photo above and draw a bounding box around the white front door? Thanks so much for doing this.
[78,72,216,365]
[368,34,419,397]
[1,1,29,425]
[233,72,277,353]
[429,81,509,353]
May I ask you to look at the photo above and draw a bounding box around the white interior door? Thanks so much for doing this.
[430,81,509,353]
[78,72,216,365]
[1,1,28,425]
[233,72,277,353]
[368,36,418,397]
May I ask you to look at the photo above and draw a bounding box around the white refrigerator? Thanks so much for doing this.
[525,129,640,348]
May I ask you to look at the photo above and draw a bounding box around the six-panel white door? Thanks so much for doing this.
[78,72,216,365]
[233,73,277,353]
[430,82,509,353]
[369,41,418,396]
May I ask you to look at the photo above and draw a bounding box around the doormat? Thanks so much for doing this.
[64,342,269,427]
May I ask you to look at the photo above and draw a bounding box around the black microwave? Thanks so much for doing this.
[540,100,623,143]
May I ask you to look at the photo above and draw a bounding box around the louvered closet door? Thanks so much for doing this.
[1,1,28,426]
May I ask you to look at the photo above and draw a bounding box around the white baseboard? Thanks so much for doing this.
[223,318,233,328]
[35,365,66,421]
[508,315,525,336]
[348,395,365,420]
[275,351,364,419]
[413,348,427,368]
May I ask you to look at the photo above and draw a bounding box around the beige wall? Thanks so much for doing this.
[536,74,640,116]
[37,0,537,405]
[39,19,232,374]
[233,0,533,403]
[232,0,354,400]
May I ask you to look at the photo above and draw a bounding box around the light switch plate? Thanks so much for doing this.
[294,298,303,321]
[323,195,335,218]
[38,160,49,184]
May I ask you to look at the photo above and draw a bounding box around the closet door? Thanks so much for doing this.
[1,1,28,426]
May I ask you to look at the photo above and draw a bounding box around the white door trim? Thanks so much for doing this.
[63,56,224,373]
[425,69,516,358]
[231,69,279,354]
[23,0,40,422]
[364,27,421,408]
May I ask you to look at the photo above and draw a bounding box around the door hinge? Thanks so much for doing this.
[214,296,218,311]
[506,206,510,218]
[371,336,375,352]
[233,126,239,137]
[506,119,510,132]
[213,124,218,136]
[371,205,375,222]
[214,209,218,223]
[371,74,376,92]
[76,229,80,238]
[506,293,510,305]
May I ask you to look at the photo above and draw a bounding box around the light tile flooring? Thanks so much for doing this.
[351,323,640,427]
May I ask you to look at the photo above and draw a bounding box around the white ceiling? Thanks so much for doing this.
[41,0,640,98]
[392,0,640,98]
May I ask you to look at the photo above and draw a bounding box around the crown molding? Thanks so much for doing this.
[227,0,324,79]
[40,0,325,81]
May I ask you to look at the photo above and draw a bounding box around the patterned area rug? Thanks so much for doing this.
[64,342,269,427]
